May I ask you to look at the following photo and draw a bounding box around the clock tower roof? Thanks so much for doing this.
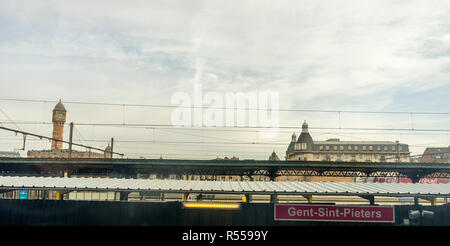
[53,100,66,112]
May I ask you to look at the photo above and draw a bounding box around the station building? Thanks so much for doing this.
[284,121,411,182]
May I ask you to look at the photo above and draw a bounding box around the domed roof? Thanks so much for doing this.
[297,120,314,150]
[291,132,297,142]
[53,100,66,112]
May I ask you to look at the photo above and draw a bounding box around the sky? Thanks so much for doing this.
[0,0,449,159]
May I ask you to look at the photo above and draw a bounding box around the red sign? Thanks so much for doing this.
[373,177,440,184]
[274,204,395,223]
[419,178,440,184]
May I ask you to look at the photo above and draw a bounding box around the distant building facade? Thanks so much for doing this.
[284,121,411,182]
[27,100,110,159]
[0,151,21,158]
[286,121,411,163]
[421,147,449,164]
[27,149,106,159]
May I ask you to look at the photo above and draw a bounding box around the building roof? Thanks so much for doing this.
[423,147,450,155]
[296,121,314,150]
[53,100,66,112]
[314,141,406,145]
[0,151,21,158]
[0,176,449,197]
[269,151,280,161]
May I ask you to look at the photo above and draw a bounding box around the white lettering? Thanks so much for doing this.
[171,92,191,126]
[288,207,296,216]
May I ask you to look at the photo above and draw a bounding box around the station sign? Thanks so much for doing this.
[274,204,395,223]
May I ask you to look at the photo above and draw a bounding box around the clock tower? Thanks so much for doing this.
[51,100,66,150]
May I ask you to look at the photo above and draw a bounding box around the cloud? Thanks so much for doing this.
[1,0,449,158]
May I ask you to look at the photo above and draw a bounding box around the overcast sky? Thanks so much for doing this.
[0,0,449,159]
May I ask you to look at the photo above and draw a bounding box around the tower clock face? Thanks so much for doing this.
[57,113,64,120]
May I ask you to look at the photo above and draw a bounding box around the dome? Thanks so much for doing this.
[297,120,314,150]
[297,133,314,144]
[53,100,66,112]
[301,120,309,133]
[291,132,297,142]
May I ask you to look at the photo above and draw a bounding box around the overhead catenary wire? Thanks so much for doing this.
[0,98,448,159]
[1,98,450,115]
[0,126,124,157]
[0,120,449,132]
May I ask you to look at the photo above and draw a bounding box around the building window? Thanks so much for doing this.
[351,155,356,161]
[301,143,307,150]
[319,145,323,150]
[365,155,371,161]
[315,154,320,159]
[344,154,348,159]
[362,146,367,151]
[348,146,352,150]
[325,146,330,150]
[380,155,386,162]
[399,146,403,151]
[377,146,381,151]
[369,146,373,151]
[392,146,396,151]
[354,146,358,151]
[337,154,342,161]
[340,146,344,150]
[333,146,337,150]
[326,155,331,161]
[384,146,388,151]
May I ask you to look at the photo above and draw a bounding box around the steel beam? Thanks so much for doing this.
[359,195,375,205]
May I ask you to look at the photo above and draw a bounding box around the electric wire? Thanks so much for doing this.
[1,98,450,115]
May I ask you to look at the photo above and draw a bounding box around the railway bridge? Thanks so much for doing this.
[0,158,449,183]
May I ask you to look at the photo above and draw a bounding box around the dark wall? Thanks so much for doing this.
[0,199,449,226]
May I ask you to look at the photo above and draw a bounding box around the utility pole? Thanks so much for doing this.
[396,140,400,163]
[110,137,114,158]
[68,122,73,158]
[396,140,400,183]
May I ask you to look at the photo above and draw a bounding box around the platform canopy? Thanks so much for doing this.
[1,176,450,198]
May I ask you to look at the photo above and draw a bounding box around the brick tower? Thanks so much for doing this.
[51,100,66,150]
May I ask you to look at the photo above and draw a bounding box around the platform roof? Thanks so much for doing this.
[1,176,450,198]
